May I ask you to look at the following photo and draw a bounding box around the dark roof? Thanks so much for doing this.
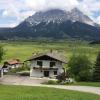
[27,52,67,63]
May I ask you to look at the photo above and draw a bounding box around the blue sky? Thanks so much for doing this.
[0,0,100,27]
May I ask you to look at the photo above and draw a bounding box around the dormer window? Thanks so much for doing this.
[37,61,42,67]
[50,61,55,67]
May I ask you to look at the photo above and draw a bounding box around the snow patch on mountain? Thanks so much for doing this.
[25,8,96,27]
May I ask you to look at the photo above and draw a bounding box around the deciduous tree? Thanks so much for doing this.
[68,54,92,81]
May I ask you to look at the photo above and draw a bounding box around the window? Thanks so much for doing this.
[37,61,42,66]
[54,71,57,75]
[50,61,56,67]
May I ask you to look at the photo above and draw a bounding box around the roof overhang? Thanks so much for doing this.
[27,54,67,64]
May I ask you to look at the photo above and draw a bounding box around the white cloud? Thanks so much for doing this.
[1,0,20,20]
[0,23,18,28]
[78,0,100,16]
[25,0,79,11]
[20,11,35,19]
[78,0,100,24]
[96,16,100,24]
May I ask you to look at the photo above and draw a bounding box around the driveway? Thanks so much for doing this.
[0,75,49,85]
[0,75,100,95]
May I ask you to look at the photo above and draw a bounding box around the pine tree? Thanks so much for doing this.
[0,46,4,63]
[93,52,100,82]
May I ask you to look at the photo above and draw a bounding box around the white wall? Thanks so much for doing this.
[56,62,64,74]
[30,69,56,78]
[30,60,50,68]
[30,69,43,77]
[30,60,64,77]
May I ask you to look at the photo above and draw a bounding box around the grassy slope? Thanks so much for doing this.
[0,41,100,63]
[0,85,100,100]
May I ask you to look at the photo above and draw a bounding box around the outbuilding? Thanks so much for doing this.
[4,59,22,69]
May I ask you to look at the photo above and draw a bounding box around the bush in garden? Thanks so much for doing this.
[68,54,92,81]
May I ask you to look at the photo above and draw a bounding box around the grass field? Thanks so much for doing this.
[0,85,100,100]
[0,41,100,99]
[0,40,100,63]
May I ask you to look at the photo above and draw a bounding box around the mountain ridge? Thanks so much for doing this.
[0,8,100,40]
[22,8,96,27]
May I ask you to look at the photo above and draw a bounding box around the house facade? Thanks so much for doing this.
[27,52,67,78]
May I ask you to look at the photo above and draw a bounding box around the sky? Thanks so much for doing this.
[0,0,100,27]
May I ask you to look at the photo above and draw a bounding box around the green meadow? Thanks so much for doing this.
[0,41,100,99]
[0,40,100,63]
[0,85,100,100]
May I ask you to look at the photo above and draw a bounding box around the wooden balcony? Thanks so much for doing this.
[33,67,58,70]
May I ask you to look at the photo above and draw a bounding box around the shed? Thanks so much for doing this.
[4,59,22,69]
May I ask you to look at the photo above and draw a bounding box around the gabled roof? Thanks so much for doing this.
[27,52,67,63]
[4,59,20,65]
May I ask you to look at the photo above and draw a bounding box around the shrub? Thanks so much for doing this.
[43,80,57,85]
[19,72,30,76]
[9,67,25,73]
[57,78,75,85]
[56,72,67,83]
[9,62,30,73]
[68,54,92,81]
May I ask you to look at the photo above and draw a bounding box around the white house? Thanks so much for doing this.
[27,51,67,78]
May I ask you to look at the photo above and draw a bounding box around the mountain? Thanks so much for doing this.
[0,8,100,40]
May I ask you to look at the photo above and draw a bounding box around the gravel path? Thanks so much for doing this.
[39,85,100,95]
[0,75,100,95]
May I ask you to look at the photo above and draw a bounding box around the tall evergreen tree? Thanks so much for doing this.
[93,52,100,82]
[0,46,4,63]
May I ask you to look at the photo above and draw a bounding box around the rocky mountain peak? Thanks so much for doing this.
[7,7,100,41]
[24,8,95,27]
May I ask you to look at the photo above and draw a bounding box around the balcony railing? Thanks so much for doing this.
[33,67,58,70]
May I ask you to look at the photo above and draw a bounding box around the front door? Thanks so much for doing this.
[44,71,49,77]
